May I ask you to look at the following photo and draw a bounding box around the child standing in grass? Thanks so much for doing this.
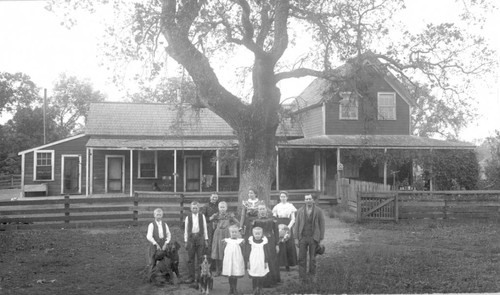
[222,224,245,295]
[246,227,269,295]
[210,201,240,276]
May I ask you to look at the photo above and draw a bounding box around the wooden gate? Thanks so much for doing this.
[357,192,398,222]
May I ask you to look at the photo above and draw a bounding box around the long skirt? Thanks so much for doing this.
[277,217,297,267]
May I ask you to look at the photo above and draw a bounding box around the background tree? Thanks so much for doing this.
[481,131,500,189]
[0,72,39,114]
[50,73,106,138]
[49,0,497,203]
[0,107,59,174]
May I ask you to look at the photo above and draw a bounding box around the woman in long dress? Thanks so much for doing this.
[239,188,264,240]
[252,204,281,288]
[272,190,298,271]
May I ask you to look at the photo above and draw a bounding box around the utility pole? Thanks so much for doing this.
[43,88,47,144]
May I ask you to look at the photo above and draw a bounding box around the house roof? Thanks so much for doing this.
[85,102,302,137]
[18,134,87,155]
[86,137,238,150]
[293,55,415,112]
[283,135,476,149]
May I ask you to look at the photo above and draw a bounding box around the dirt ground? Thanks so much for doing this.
[0,216,356,295]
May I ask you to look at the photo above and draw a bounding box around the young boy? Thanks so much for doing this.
[222,224,245,295]
[184,201,209,283]
[146,208,172,268]
[246,227,269,295]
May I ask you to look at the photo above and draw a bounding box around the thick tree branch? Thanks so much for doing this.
[269,0,289,63]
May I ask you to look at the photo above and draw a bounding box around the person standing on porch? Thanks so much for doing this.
[294,194,325,283]
[183,201,209,283]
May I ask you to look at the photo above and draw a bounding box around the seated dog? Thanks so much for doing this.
[149,241,181,285]
[198,255,213,294]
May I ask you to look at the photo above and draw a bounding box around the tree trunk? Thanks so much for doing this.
[236,120,278,206]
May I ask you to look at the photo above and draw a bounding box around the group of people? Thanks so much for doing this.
[146,189,325,294]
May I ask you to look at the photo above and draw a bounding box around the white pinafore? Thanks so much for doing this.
[222,238,245,277]
[248,236,269,277]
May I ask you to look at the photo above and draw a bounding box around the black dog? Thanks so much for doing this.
[149,241,181,285]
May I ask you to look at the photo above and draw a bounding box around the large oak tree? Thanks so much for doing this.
[50,0,496,203]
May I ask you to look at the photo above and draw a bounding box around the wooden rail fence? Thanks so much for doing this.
[0,189,328,230]
[338,178,391,211]
[0,174,21,190]
[357,190,500,222]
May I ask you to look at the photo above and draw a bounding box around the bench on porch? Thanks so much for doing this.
[22,183,48,197]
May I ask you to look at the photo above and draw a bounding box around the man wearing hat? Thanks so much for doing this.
[294,194,325,282]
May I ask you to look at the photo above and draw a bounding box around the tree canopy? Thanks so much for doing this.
[48,0,497,201]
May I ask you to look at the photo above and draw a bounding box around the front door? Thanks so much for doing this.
[62,155,80,194]
[107,156,124,192]
[185,156,201,192]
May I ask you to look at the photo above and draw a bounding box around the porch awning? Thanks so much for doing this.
[282,135,475,149]
[86,137,238,150]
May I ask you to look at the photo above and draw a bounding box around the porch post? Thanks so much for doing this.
[174,149,177,193]
[90,148,94,195]
[336,148,341,201]
[21,153,25,189]
[429,149,434,191]
[383,148,388,186]
[129,149,134,197]
[216,149,220,192]
[275,147,280,191]
[85,148,89,196]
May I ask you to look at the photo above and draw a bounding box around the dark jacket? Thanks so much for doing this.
[294,204,325,243]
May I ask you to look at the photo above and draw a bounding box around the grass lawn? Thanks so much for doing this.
[278,218,500,294]
[1,217,499,294]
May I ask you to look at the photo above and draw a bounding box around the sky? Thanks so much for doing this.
[0,0,499,143]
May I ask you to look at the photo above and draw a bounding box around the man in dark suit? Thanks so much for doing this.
[294,194,325,282]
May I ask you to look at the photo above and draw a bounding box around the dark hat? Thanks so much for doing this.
[315,244,325,256]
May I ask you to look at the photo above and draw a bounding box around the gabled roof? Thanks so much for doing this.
[284,135,475,149]
[85,102,302,137]
[293,54,415,112]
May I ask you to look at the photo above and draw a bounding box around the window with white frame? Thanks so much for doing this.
[218,150,238,178]
[378,92,396,120]
[34,150,54,181]
[339,92,358,120]
[138,151,157,178]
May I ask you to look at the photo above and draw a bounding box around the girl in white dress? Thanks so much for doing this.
[222,225,245,294]
[246,227,269,295]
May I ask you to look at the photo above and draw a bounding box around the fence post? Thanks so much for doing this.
[357,191,362,222]
[180,194,185,226]
[64,195,70,223]
[133,192,138,224]
[394,193,399,223]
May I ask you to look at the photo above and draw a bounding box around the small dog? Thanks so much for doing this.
[198,255,213,294]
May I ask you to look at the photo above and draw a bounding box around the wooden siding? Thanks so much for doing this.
[23,136,89,196]
[325,76,410,135]
[299,106,324,137]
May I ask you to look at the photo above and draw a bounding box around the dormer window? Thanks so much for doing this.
[339,92,358,120]
[378,92,396,120]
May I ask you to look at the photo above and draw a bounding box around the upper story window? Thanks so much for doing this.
[34,150,54,181]
[339,92,358,120]
[378,92,396,120]
[138,151,157,179]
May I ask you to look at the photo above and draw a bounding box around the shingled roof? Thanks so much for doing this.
[85,102,302,138]
[284,135,475,149]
